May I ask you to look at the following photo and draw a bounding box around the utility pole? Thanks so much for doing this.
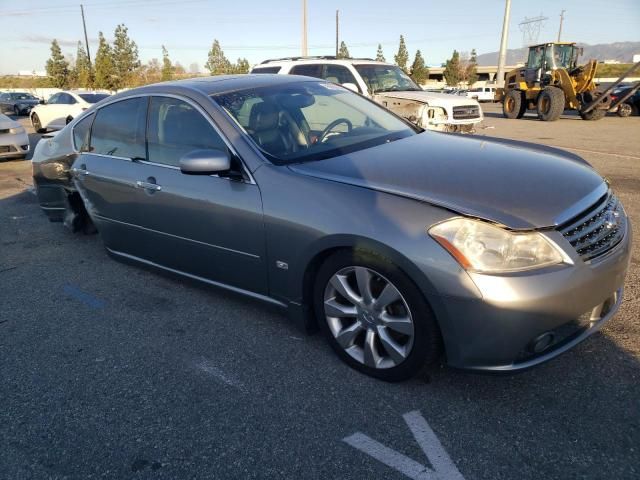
[335,10,339,57]
[496,0,511,88]
[80,4,91,64]
[558,10,566,42]
[301,0,308,56]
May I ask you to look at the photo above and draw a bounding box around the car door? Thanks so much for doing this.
[128,95,267,294]
[72,96,152,252]
[49,93,77,129]
[0,93,9,113]
[38,93,61,128]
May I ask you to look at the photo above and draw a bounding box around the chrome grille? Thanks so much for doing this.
[559,192,626,261]
[452,105,480,120]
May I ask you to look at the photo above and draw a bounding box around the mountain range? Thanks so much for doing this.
[476,41,640,66]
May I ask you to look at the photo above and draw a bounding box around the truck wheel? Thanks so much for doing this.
[579,109,606,121]
[537,87,565,121]
[503,90,525,119]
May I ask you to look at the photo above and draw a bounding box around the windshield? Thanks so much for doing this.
[353,64,422,93]
[552,44,576,69]
[212,81,416,165]
[78,93,110,103]
[10,93,36,100]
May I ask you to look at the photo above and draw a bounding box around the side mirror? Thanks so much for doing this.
[179,149,231,175]
[341,82,359,93]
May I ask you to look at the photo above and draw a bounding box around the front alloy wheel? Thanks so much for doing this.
[324,266,414,369]
[314,250,442,382]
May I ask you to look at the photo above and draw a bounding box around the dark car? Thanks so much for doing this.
[611,85,640,117]
[0,91,41,116]
[31,75,631,382]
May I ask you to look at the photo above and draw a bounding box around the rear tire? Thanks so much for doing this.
[313,249,442,382]
[579,109,606,121]
[537,87,565,121]
[617,103,632,117]
[503,90,526,119]
[32,114,45,133]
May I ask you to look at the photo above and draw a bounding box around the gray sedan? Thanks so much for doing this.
[32,75,632,381]
[0,91,41,116]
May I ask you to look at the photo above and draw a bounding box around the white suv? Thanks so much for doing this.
[251,57,483,133]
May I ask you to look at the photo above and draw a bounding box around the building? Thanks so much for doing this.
[17,70,47,77]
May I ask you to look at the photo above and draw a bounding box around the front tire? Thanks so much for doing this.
[579,109,607,121]
[537,87,565,121]
[32,114,45,133]
[503,90,526,119]
[313,250,442,382]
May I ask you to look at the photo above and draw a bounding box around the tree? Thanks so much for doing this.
[375,44,386,62]
[161,45,173,81]
[45,39,70,89]
[112,24,141,88]
[337,41,350,59]
[75,41,92,88]
[443,49,461,86]
[394,35,409,73]
[465,49,478,86]
[173,62,186,75]
[94,32,116,90]
[234,58,250,74]
[410,50,429,85]
[205,39,231,75]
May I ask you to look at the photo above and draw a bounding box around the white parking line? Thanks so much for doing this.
[343,410,465,480]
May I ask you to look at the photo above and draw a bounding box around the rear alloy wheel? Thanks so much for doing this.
[503,90,526,119]
[617,103,633,117]
[32,114,45,133]
[13,105,20,116]
[314,250,441,382]
[537,87,565,121]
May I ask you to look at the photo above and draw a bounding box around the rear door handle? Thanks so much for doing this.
[135,180,162,192]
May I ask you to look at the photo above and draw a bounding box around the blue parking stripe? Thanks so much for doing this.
[63,285,105,309]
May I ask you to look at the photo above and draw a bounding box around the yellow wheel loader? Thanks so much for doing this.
[497,42,640,121]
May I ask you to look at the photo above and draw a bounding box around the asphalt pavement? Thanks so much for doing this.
[1,111,639,479]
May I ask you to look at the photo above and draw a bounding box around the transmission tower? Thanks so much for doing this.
[519,14,548,46]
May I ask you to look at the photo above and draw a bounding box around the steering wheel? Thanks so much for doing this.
[319,118,353,143]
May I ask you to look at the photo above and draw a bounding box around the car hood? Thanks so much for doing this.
[375,90,478,107]
[288,133,606,230]
[0,114,20,130]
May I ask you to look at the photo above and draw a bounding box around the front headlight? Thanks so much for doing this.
[429,218,564,273]
[9,126,25,134]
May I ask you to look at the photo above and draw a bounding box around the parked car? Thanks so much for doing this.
[30,91,110,133]
[467,86,497,102]
[0,91,41,116]
[32,75,631,381]
[251,57,483,133]
[0,113,29,159]
[610,86,640,117]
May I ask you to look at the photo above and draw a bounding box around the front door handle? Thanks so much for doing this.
[135,180,162,192]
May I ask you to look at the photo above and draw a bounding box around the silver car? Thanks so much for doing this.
[32,75,632,381]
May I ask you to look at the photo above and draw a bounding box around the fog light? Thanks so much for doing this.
[530,332,555,354]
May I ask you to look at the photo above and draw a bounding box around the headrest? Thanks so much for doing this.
[249,102,279,132]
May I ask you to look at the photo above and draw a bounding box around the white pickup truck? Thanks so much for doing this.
[252,58,483,133]
[466,86,497,102]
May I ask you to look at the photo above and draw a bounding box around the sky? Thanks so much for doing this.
[1,0,639,75]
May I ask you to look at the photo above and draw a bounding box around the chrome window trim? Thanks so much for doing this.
[84,92,255,184]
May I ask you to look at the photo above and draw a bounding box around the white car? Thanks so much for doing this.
[251,58,483,133]
[467,86,497,102]
[0,113,29,159]
[30,91,110,133]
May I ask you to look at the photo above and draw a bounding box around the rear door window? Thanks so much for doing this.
[290,64,323,78]
[323,65,359,90]
[90,97,147,159]
[147,96,229,167]
[73,113,94,152]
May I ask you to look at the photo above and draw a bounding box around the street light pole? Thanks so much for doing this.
[558,10,566,42]
[496,0,511,88]
[302,0,308,56]
[80,4,91,64]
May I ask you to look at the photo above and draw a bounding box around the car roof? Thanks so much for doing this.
[255,58,395,68]
[112,74,322,98]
